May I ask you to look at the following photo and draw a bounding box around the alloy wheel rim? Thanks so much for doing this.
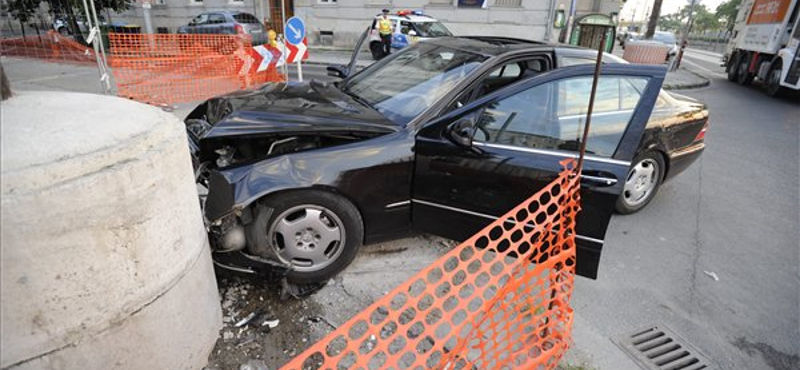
[269,205,346,272]
[623,159,659,207]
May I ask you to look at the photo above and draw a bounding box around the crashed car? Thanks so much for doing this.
[186,36,708,285]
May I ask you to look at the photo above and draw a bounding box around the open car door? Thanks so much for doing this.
[412,64,667,279]
[326,27,371,79]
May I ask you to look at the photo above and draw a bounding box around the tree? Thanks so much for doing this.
[716,0,742,32]
[8,0,40,37]
[692,5,721,34]
[645,0,664,38]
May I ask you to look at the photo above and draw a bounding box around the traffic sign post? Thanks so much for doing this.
[285,17,306,82]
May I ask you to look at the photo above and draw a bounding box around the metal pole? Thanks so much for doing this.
[297,59,303,82]
[577,28,607,172]
[565,0,577,45]
[80,0,110,94]
[676,0,697,70]
[281,0,288,81]
[544,0,557,42]
[142,1,154,34]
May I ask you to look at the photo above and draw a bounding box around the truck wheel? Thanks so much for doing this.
[247,190,363,284]
[727,52,739,82]
[736,52,754,85]
[765,60,785,97]
[370,41,385,60]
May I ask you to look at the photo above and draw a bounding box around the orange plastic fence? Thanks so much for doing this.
[0,31,96,64]
[280,160,581,370]
[108,33,284,105]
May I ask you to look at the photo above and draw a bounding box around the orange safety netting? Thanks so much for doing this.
[280,160,581,370]
[108,34,284,105]
[0,31,96,64]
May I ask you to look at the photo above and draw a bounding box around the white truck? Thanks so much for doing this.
[725,0,800,96]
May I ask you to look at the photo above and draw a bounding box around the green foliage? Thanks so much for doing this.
[8,0,39,23]
[716,0,742,31]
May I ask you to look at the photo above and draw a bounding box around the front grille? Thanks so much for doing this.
[614,325,717,370]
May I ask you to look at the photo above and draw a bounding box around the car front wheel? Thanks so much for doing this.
[247,190,363,284]
[616,152,665,214]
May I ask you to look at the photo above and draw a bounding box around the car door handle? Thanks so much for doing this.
[580,174,618,186]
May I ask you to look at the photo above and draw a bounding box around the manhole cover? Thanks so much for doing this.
[614,325,717,370]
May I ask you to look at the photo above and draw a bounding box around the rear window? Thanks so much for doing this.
[233,13,261,24]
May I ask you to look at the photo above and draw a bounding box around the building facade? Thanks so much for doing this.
[112,0,622,48]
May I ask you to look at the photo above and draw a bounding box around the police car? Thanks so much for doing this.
[368,10,452,60]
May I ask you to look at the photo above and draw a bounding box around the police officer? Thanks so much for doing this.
[377,9,393,57]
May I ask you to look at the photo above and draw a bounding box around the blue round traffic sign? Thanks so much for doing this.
[285,17,305,45]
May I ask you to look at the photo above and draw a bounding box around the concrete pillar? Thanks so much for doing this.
[1,91,222,370]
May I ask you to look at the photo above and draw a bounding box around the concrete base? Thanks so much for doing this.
[1,91,221,370]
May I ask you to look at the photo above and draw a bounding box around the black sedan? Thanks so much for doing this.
[186,37,708,284]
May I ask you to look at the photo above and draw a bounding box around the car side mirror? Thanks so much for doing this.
[408,30,417,36]
[447,118,476,147]
[327,64,350,79]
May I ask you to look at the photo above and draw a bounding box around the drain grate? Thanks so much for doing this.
[614,325,717,370]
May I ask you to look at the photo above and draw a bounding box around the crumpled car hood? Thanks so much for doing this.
[199,81,399,140]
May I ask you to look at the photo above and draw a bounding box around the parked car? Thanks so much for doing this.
[52,14,107,36]
[186,36,708,285]
[650,31,679,58]
[177,11,267,46]
[620,32,640,49]
[367,10,452,60]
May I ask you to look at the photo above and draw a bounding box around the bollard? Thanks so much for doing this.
[1,91,222,370]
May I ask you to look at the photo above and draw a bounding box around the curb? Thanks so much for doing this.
[663,68,710,90]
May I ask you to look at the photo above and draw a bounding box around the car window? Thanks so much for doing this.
[208,14,226,24]
[192,14,209,25]
[489,63,522,78]
[412,21,452,37]
[233,13,260,24]
[344,43,486,125]
[473,75,650,157]
[400,21,412,35]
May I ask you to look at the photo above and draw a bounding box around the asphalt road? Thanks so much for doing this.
[3,54,798,370]
[564,49,799,370]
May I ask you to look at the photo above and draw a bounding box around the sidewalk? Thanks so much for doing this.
[663,66,710,90]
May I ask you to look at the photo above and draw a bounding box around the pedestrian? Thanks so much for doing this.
[377,9,393,57]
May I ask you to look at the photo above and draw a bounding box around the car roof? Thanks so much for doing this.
[376,14,440,22]
[423,36,588,57]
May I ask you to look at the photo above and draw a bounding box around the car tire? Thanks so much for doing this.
[370,41,385,60]
[765,59,785,97]
[247,190,363,284]
[615,152,666,215]
[736,52,754,85]
[727,52,739,82]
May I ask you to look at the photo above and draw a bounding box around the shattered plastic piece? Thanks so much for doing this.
[239,359,269,370]
[280,278,325,299]
[235,312,259,327]
[704,271,720,281]
[262,319,280,329]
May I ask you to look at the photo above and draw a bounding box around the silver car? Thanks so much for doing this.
[177,11,267,46]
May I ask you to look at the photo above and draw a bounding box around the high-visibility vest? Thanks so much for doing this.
[378,18,393,35]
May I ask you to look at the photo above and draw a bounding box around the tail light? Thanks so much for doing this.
[235,24,245,35]
[694,120,708,142]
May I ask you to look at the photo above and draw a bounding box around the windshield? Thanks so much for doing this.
[652,32,676,44]
[412,22,452,37]
[343,43,485,125]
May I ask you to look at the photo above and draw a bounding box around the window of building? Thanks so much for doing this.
[473,76,649,157]
[429,0,453,5]
[318,0,337,4]
[457,0,486,8]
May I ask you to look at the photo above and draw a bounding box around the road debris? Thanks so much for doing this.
[235,311,259,327]
[704,271,720,281]
[261,319,280,329]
